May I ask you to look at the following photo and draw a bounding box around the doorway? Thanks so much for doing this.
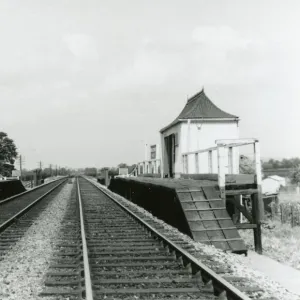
[164,134,176,178]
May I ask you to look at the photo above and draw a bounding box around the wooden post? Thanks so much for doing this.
[104,168,109,186]
[228,147,233,174]
[252,193,262,254]
[195,153,199,173]
[208,150,213,173]
[217,145,226,201]
[240,195,244,223]
[160,134,165,178]
[254,141,264,220]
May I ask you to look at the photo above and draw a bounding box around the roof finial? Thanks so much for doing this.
[201,86,204,93]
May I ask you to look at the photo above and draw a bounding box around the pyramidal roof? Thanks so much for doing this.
[160,89,239,133]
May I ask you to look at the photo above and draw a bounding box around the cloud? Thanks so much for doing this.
[192,25,251,50]
[101,43,170,91]
[63,33,99,61]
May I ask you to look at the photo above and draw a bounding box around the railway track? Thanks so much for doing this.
[0,177,67,257]
[42,177,252,300]
[0,177,67,231]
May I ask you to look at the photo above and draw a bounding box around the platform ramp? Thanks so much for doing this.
[108,177,247,254]
[176,186,246,253]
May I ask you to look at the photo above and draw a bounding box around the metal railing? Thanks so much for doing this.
[135,158,161,176]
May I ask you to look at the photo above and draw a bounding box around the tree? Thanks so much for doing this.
[84,167,97,177]
[118,163,128,168]
[262,157,300,169]
[289,166,300,184]
[0,132,18,176]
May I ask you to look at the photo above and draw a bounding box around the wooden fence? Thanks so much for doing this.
[269,202,300,227]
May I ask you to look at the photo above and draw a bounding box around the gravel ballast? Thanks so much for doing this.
[0,181,73,300]
[88,177,300,300]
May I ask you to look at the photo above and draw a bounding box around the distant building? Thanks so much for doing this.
[262,175,286,195]
[160,89,240,178]
[118,168,129,175]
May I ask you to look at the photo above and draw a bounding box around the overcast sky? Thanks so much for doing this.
[1,0,300,169]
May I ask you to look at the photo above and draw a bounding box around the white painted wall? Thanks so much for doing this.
[180,120,239,174]
[262,178,281,195]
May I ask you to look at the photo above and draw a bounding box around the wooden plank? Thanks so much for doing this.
[236,223,257,229]
[225,189,258,195]
[192,227,237,232]
[215,138,257,146]
[184,208,226,211]
[188,217,232,221]
[180,199,221,203]
[189,189,227,249]
[177,189,202,193]
[202,186,246,252]
[180,174,255,184]
[200,238,243,242]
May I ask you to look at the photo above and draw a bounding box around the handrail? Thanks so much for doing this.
[181,138,262,203]
[136,158,161,176]
[182,146,217,156]
[137,158,161,164]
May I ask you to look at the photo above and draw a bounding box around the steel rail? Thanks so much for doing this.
[76,178,94,300]
[0,178,67,232]
[0,176,68,205]
[83,176,251,300]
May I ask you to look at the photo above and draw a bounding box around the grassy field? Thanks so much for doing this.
[239,220,300,270]
[239,186,300,271]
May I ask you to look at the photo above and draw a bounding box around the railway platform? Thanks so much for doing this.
[244,251,300,296]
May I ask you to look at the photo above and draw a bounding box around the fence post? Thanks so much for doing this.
[217,145,226,201]
[291,206,294,227]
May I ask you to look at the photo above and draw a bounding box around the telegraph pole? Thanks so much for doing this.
[37,161,43,184]
[18,155,24,180]
[49,164,52,177]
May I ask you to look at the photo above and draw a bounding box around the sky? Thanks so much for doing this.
[1,0,300,169]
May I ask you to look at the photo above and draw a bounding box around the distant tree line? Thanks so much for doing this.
[84,163,137,178]
[262,158,300,169]
[21,167,71,181]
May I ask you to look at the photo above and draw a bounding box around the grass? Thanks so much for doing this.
[239,220,300,270]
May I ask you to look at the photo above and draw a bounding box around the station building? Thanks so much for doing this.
[159,89,240,178]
